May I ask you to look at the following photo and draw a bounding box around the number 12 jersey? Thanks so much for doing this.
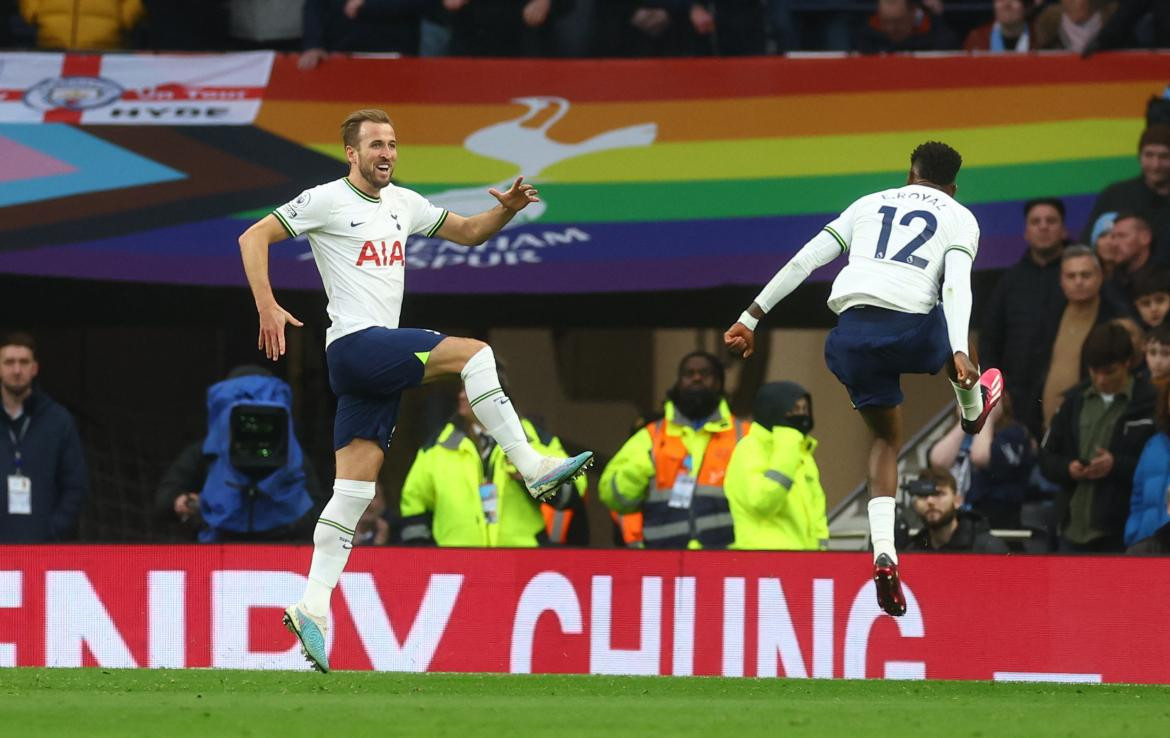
[824,184,980,316]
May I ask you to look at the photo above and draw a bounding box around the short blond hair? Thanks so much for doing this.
[341,109,393,149]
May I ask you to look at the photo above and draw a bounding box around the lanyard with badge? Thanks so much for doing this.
[668,454,697,509]
[8,416,31,515]
[475,429,499,524]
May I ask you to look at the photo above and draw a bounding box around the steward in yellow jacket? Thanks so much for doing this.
[400,397,586,547]
[600,351,747,549]
[725,381,828,550]
[22,0,144,49]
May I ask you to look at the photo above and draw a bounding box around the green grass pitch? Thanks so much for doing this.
[1,669,1168,737]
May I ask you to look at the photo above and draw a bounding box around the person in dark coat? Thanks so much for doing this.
[1040,322,1158,553]
[299,0,428,70]
[0,333,89,543]
[1080,124,1170,269]
[979,198,1070,438]
[905,466,1009,553]
[445,0,574,57]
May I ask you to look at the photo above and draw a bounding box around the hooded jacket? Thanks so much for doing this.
[724,382,827,550]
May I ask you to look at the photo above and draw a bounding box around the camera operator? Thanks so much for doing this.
[155,365,325,542]
[904,467,1009,553]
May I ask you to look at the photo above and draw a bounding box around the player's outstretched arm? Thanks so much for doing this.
[435,176,540,246]
[724,229,843,358]
[238,214,304,361]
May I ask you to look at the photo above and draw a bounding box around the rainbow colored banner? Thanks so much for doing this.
[0,52,1166,294]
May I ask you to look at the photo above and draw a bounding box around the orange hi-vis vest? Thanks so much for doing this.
[641,417,748,548]
[611,509,644,547]
[542,498,580,544]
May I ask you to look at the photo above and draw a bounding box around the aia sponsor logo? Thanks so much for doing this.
[356,240,404,268]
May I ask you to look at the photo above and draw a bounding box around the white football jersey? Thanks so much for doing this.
[273,178,447,346]
[825,184,980,315]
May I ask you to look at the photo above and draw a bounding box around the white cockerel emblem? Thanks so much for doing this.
[425,96,657,227]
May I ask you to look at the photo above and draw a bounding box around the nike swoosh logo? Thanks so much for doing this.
[350,221,364,228]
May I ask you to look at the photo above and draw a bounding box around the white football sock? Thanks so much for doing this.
[461,346,541,479]
[951,380,984,422]
[868,496,898,564]
[301,480,375,618]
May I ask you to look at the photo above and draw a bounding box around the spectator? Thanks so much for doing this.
[1040,321,1157,553]
[853,0,957,54]
[980,197,1069,438]
[1133,269,1170,330]
[0,333,88,543]
[904,467,1010,553]
[2,0,23,47]
[1145,323,1170,389]
[1091,211,1120,277]
[1125,381,1170,551]
[445,0,573,58]
[1040,245,1127,428]
[1107,212,1157,301]
[227,0,300,50]
[353,483,391,545]
[1094,0,1170,51]
[963,396,1037,528]
[550,0,592,56]
[600,350,748,549]
[1113,317,1147,375]
[929,396,1037,529]
[154,366,325,542]
[300,0,426,70]
[1080,124,1170,267]
[20,0,143,49]
[690,0,768,55]
[592,1,701,57]
[139,0,228,50]
[399,371,586,547]
[724,381,827,550]
[765,0,799,52]
[927,409,974,498]
[1034,0,1116,53]
[963,0,1034,51]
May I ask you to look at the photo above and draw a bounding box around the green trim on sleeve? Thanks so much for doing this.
[426,209,449,238]
[944,244,975,261]
[271,209,297,238]
[823,226,848,253]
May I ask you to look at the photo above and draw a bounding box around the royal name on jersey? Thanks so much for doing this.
[273,178,448,346]
[825,184,980,315]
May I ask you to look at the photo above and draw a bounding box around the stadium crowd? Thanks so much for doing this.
[1,0,1167,57]
[3,115,1170,555]
[2,2,1170,555]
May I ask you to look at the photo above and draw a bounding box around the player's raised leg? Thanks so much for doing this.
[858,405,907,617]
[425,336,593,500]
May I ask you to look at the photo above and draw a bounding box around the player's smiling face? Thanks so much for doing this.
[349,121,397,191]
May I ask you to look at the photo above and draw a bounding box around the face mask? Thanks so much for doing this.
[785,413,813,435]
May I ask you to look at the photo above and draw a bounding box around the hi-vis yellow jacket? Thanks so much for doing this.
[724,423,828,550]
[400,418,585,547]
[600,399,747,549]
